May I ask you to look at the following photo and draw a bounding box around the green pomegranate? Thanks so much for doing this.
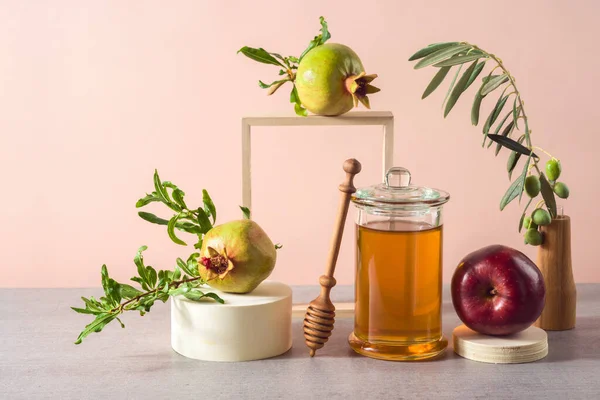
[295,43,380,116]
[198,219,276,294]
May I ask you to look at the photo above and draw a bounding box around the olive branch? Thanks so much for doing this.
[409,42,570,245]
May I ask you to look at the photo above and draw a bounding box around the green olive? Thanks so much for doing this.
[553,182,570,199]
[546,159,561,181]
[532,208,551,226]
[524,175,541,197]
[524,228,543,246]
[522,216,538,230]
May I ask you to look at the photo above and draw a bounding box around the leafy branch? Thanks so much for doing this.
[237,16,330,116]
[409,42,570,245]
[72,247,223,344]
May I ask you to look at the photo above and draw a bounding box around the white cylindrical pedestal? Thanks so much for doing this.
[171,280,292,362]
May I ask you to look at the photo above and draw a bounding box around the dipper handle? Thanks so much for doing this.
[304,158,361,357]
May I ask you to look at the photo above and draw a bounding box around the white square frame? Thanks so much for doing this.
[241,111,394,210]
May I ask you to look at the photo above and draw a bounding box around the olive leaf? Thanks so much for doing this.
[483,93,509,135]
[507,151,521,179]
[237,47,285,67]
[519,153,533,202]
[500,173,525,211]
[463,61,486,91]
[444,60,478,117]
[487,134,538,157]
[442,64,463,110]
[408,42,460,61]
[495,120,515,156]
[471,91,484,126]
[414,44,471,69]
[434,53,482,68]
[540,173,558,217]
[422,66,450,99]
[480,74,509,96]
[518,198,534,233]
[513,98,520,129]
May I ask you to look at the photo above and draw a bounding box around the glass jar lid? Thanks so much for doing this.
[352,167,450,209]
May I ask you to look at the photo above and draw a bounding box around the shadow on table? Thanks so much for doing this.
[538,316,600,363]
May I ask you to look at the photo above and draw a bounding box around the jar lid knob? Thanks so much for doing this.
[385,167,411,188]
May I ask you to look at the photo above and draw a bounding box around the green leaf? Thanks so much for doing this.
[540,173,558,218]
[80,296,103,313]
[444,60,478,117]
[495,120,515,155]
[489,110,513,149]
[135,193,160,208]
[202,189,216,224]
[507,151,521,179]
[463,61,486,92]
[240,206,251,219]
[519,153,533,202]
[487,134,537,157]
[167,216,187,246]
[74,313,118,344]
[434,54,481,68]
[200,292,225,304]
[133,246,148,287]
[518,197,534,233]
[290,86,308,116]
[172,189,187,209]
[177,257,196,277]
[422,66,450,99]
[442,64,463,110]
[483,93,509,135]
[513,98,520,130]
[500,173,525,211]
[414,44,471,69]
[175,221,201,234]
[169,286,190,297]
[184,290,224,304]
[237,46,284,67]
[146,266,157,288]
[294,102,308,116]
[71,307,101,315]
[119,284,142,299]
[138,212,169,226]
[480,74,509,96]
[408,42,460,61]
[153,170,171,204]
[196,208,213,234]
[101,265,110,296]
[471,92,484,126]
[299,16,331,61]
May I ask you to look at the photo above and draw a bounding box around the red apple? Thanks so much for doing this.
[451,244,545,336]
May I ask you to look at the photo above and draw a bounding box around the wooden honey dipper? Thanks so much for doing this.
[304,158,362,357]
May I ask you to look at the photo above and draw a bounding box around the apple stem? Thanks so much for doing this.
[489,288,497,296]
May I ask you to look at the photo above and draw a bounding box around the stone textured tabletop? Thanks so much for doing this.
[1,285,599,399]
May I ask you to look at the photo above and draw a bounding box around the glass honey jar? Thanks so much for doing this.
[348,167,450,361]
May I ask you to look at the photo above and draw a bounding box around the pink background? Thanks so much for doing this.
[1,1,598,288]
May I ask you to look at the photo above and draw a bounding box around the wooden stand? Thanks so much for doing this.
[453,325,548,364]
[534,215,576,331]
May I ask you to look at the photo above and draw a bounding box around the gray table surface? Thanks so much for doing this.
[1,284,599,400]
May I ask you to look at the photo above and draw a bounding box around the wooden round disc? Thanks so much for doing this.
[452,324,548,364]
